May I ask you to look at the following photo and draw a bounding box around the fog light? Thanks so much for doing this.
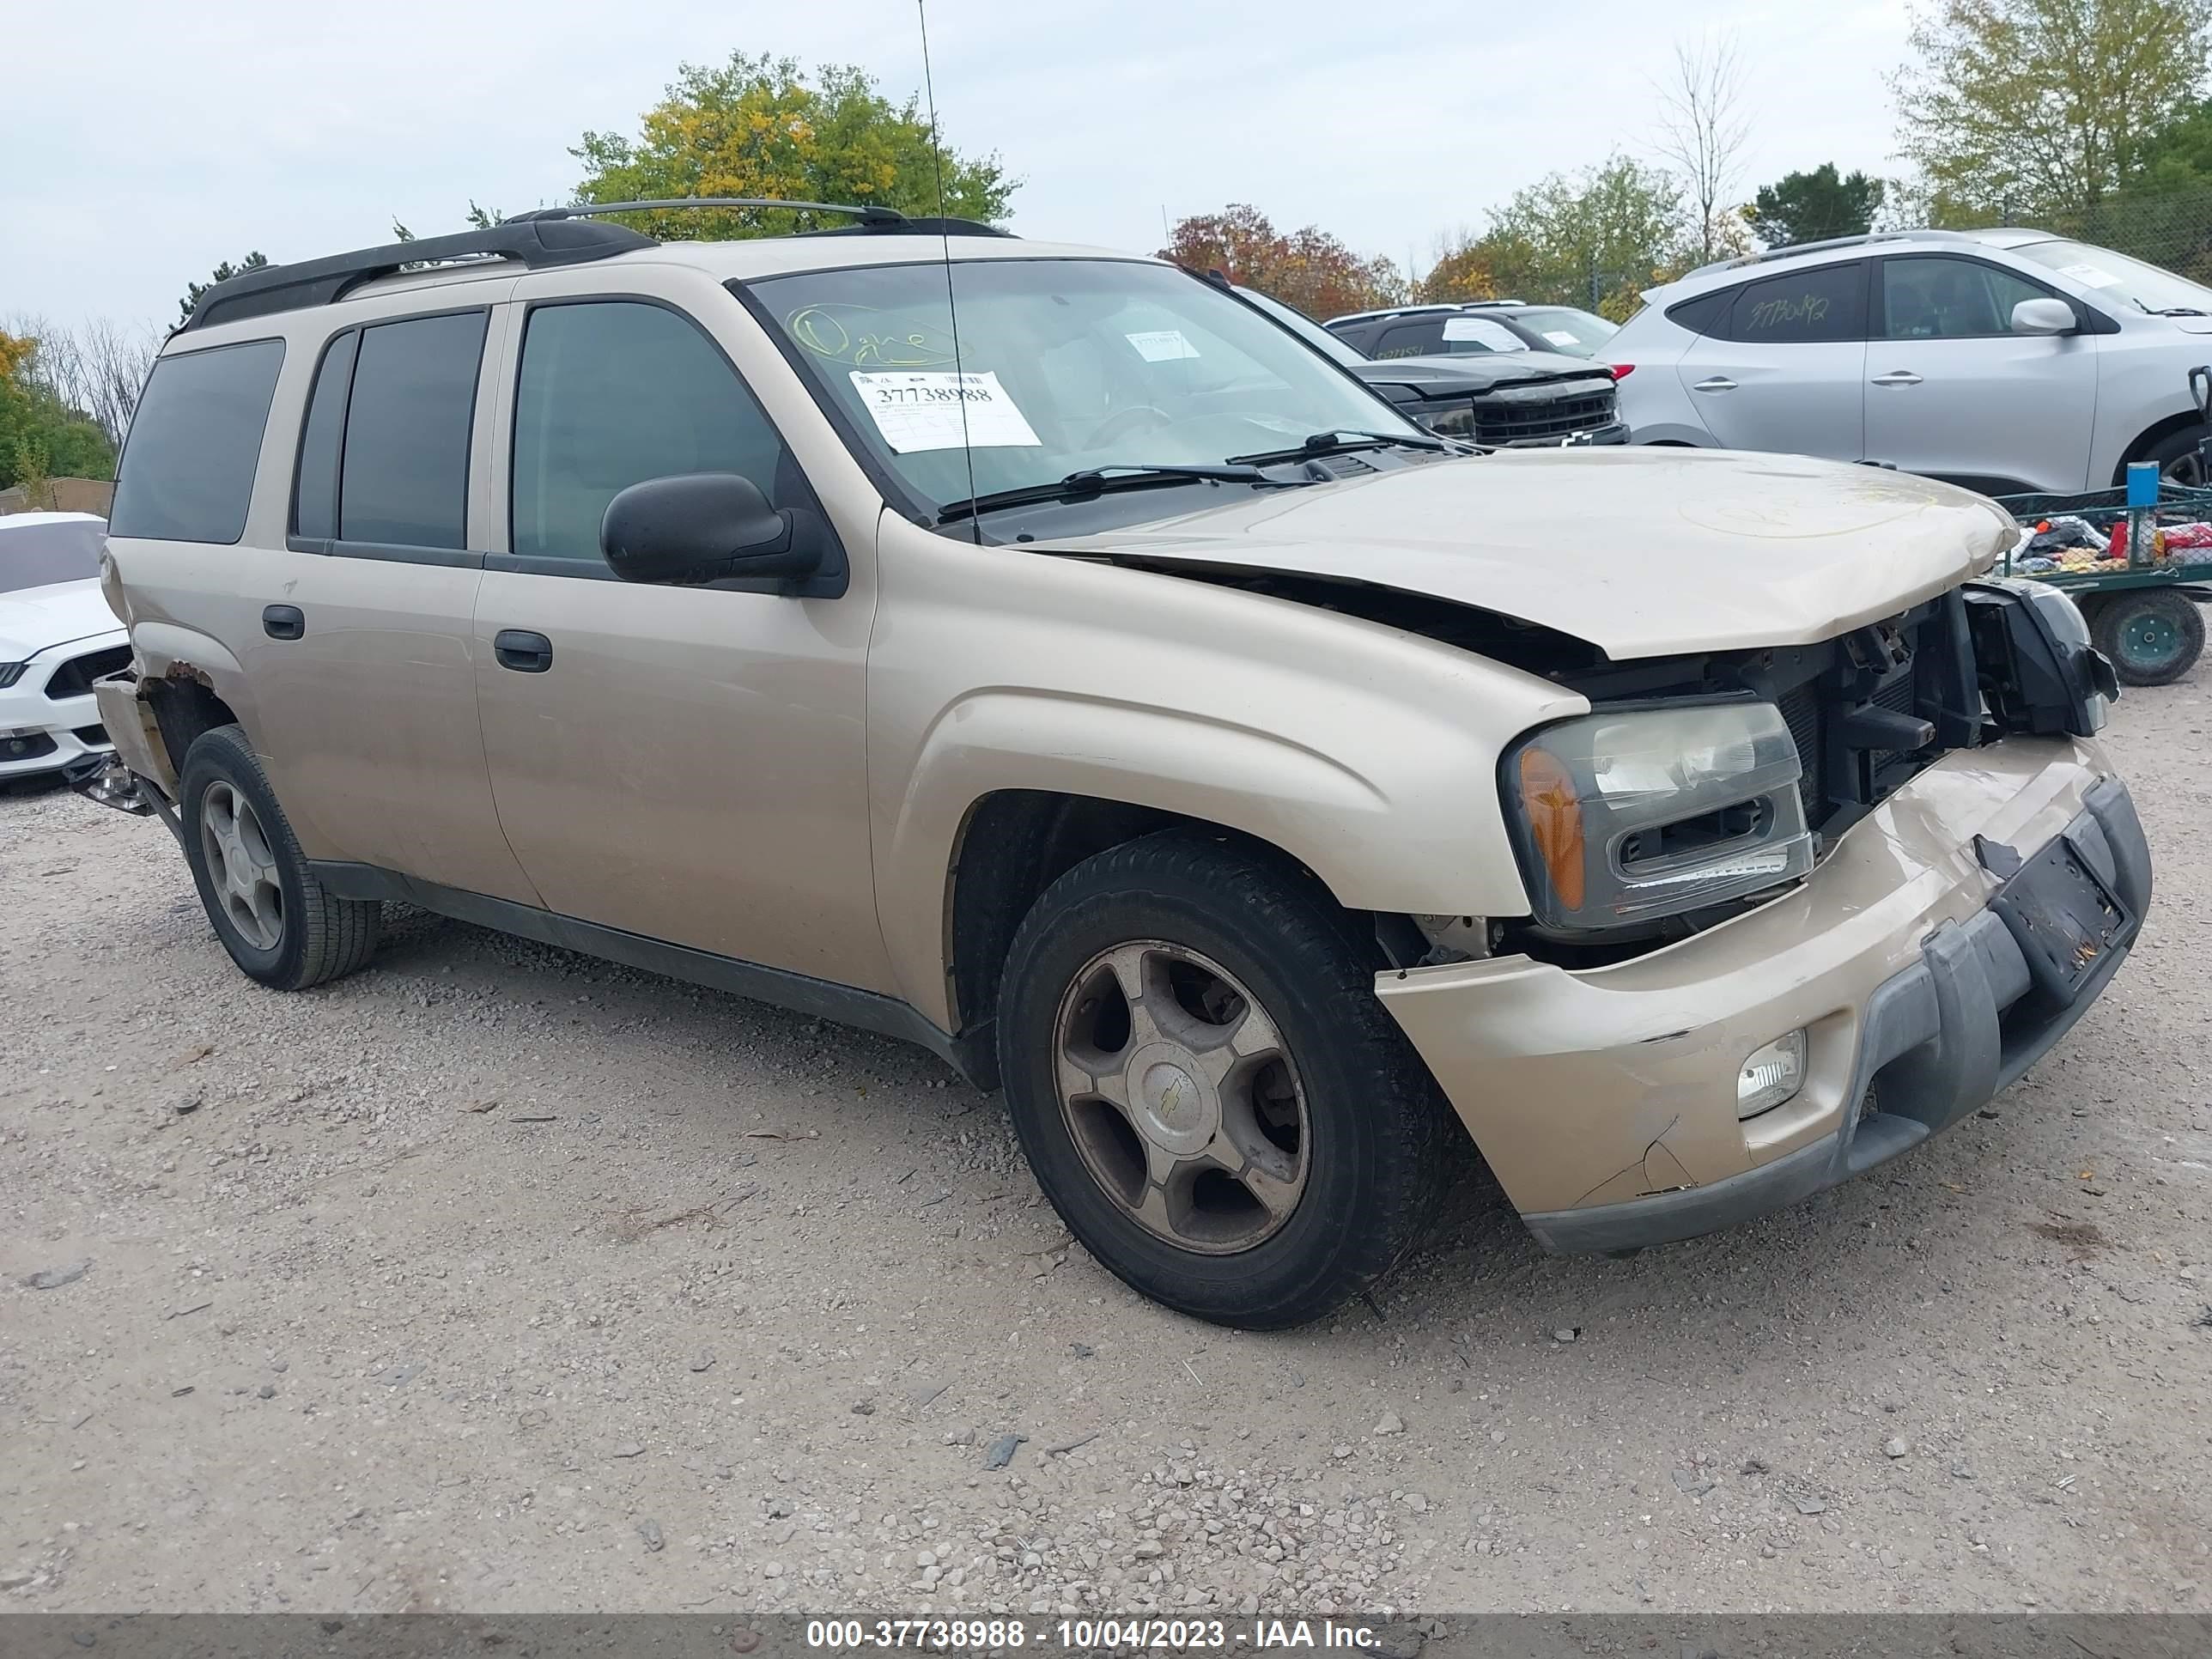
[1737,1029,1807,1120]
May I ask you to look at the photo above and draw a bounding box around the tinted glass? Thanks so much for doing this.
[291,330,358,539]
[1666,289,1732,337]
[512,301,792,563]
[1372,319,1446,358]
[1721,264,1866,343]
[1881,256,2054,338]
[339,311,487,549]
[109,338,284,544]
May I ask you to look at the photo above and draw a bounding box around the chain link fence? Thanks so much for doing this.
[2002,185,2212,283]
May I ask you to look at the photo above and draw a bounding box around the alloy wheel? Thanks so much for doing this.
[1052,940,1310,1254]
[199,780,284,951]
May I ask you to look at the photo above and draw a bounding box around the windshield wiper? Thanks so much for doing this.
[2153,306,2210,317]
[1225,428,1449,465]
[936,463,1283,524]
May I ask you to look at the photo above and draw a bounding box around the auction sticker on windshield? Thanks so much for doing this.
[1442,316,1526,351]
[848,370,1042,453]
[1127,329,1200,362]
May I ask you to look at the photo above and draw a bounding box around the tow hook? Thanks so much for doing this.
[65,752,158,817]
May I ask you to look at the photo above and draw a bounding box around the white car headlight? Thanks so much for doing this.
[1504,701,1816,931]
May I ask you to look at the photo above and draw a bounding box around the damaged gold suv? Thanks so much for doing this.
[86,204,2147,1328]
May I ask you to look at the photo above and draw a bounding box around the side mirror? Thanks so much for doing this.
[600,472,820,585]
[2011,297,2077,337]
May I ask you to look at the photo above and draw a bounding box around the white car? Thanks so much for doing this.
[1,512,130,781]
[1610,227,2212,495]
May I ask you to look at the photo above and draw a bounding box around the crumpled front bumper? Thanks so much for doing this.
[1376,738,2149,1253]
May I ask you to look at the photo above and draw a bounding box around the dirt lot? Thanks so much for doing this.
[3,687,2210,1619]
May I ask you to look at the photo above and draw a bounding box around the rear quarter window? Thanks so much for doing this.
[109,338,286,544]
[1715,263,1868,343]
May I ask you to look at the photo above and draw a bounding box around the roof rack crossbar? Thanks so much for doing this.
[179,217,656,332]
[510,198,908,227]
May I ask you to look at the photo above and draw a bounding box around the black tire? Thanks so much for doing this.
[2088,587,2205,686]
[995,830,1460,1329]
[2141,425,2212,488]
[178,723,380,989]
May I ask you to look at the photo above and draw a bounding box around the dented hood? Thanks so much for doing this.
[1062,447,2017,659]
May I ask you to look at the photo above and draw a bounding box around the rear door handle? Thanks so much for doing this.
[262,604,305,641]
[493,629,554,673]
[1871,370,1924,386]
[1690,376,1737,393]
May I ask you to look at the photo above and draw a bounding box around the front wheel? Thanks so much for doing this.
[995,830,1460,1329]
[2088,587,2205,686]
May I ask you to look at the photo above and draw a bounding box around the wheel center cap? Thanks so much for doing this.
[1126,1042,1218,1156]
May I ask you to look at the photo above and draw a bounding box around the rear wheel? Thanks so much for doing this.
[2088,587,2205,686]
[179,724,380,989]
[995,830,1460,1329]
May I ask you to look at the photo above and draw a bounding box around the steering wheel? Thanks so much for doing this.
[1084,404,1171,450]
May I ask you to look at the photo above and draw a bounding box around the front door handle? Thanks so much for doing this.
[493,629,554,673]
[1691,375,1738,392]
[1871,370,1924,386]
[262,604,305,641]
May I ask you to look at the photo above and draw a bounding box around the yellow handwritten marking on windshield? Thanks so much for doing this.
[1746,293,1832,331]
[786,304,957,368]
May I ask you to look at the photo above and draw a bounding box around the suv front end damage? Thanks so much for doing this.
[1376,581,2143,1251]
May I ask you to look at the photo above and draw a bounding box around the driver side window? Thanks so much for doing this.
[509,301,799,564]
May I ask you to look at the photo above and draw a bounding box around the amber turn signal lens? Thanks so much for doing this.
[1517,747,1585,912]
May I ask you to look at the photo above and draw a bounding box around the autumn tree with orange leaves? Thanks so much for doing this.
[1159,204,1407,319]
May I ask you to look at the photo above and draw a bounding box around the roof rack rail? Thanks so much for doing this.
[179,218,655,332]
[509,197,1008,237]
[1682,228,1978,280]
[507,197,909,227]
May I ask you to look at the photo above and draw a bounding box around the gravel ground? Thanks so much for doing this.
[3,685,2210,1618]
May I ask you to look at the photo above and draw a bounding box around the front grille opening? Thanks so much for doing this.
[45,645,131,702]
[1472,389,1616,444]
[73,724,109,745]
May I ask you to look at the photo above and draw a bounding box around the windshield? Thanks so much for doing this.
[2010,239,2212,314]
[750,258,1421,517]
[0,520,105,593]
[1235,286,1371,366]
[1506,307,1620,356]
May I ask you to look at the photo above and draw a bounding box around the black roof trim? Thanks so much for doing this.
[179,219,656,333]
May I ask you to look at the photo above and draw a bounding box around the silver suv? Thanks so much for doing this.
[1611,228,2212,494]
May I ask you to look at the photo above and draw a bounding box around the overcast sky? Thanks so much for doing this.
[3,0,1911,332]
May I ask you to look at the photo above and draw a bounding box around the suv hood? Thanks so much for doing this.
[1351,349,1608,395]
[1060,447,2016,659]
[0,580,125,664]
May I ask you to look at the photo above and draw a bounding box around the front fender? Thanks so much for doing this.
[866,523,1587,1025]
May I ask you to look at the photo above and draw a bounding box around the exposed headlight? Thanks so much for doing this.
[1503,701,1815,931]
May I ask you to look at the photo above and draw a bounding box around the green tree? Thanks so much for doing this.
[178,252,270,324]
[1746,164,1888,247]
[572,53,1015,240]
[0,330,115,493]
[1474,156,1691,319]
[1893,0,2212,222]
[1158,204,1406,317]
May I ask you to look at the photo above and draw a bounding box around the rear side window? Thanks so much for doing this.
[1372,319,1445,358]
[509,301,797,564]
[337,312,488,550]
[1665,289,1732,337]
[1717,263,1867,344]
[109,339,285,544]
